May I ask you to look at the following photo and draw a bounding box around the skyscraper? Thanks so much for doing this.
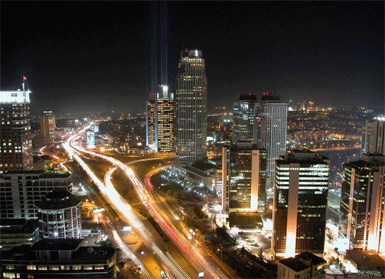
[40,111,56,141]
[362,118,385,155]
[233,93,257,143]
[272,150,329,258]
[146,93,156,149]
[175,49,207,164]
[254,92,287,197]
[157,85,174,152]
[339,153,385,253]
[0,87,33,174]
[222,142,266,212]
[146,86,174,152]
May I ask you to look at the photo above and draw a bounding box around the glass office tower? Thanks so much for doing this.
[175,49,207,164]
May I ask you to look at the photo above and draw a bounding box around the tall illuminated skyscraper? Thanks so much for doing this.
[254,92,287,197]
[272,150,329,258]
[157,85,174,152]
[146,93,156,149]
[233,93,257,143]
[0,85,33,174]
[175,49,207,164]
[40,111,56,141]
[146,86,174,152]
[339,154,385,253]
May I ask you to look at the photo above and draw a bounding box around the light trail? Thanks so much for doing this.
[63,125,190,279]
[65,124,228,279]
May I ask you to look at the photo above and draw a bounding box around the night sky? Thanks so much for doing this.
[1,1,384,116]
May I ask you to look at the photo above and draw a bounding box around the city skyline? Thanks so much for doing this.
[1,1,383,116]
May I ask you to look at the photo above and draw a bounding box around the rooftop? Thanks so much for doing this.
[36,189,81,210]
[279,252,326,272]
[31,238,84,251]
[239,93,257,101]
[346,250,385,270]
[1,240,115,263]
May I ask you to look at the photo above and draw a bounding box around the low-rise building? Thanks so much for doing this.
[0,238,116,279]
[278,252,326,279]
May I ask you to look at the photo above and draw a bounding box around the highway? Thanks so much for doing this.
[64,125,230,279]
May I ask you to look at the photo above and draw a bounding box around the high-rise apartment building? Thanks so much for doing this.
[40,111,56,141]
[272,150,329,258]
[37,189,82,239]
[233,93,257,143]
[157,85,174,152]
[254,92,287,197]
[222,142,266,212]
[339,154,385,253]
[0,89,33,174]
[175,49,207,164]
[362,118,385,155]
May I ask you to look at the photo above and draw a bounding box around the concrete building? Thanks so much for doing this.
[175,49,207,164]
[40,111,56,141]
[277,252,326,279]
[36,189,82,239]
[339,153,385,253]
[254,92,287,198]
[0,170,73,220]
[362,118,385,155]
[222,142,266,212]
[0,89,33,174]
[233,93,257,143]
[272,150,330,258]
[0,239,116,279]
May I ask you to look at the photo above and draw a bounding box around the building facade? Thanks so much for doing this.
[233,93,257,143]
[36,189,82,239]
[86,130,95,148]
[40,111,56,141]
[362,118,385,155]
[272,150,329,258]
[0,219,40,251]
[222,142,266,212]
[339,154,385,253]
[146,93,156,150]
[254,92,287,197]
[0,170,73,220]
[175,49,207,164]
[0,239,116,279]
[157,85,174,152]
[0,90,33,174]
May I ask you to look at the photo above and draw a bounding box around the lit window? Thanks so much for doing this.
[27,265,36,270]
[5,265,14,270]
[83,265,93,270]
[37,266,47,270]
[72,266,82,270]
[60,266,70,270]
[50,266,59,270]
[94,265,105,270]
